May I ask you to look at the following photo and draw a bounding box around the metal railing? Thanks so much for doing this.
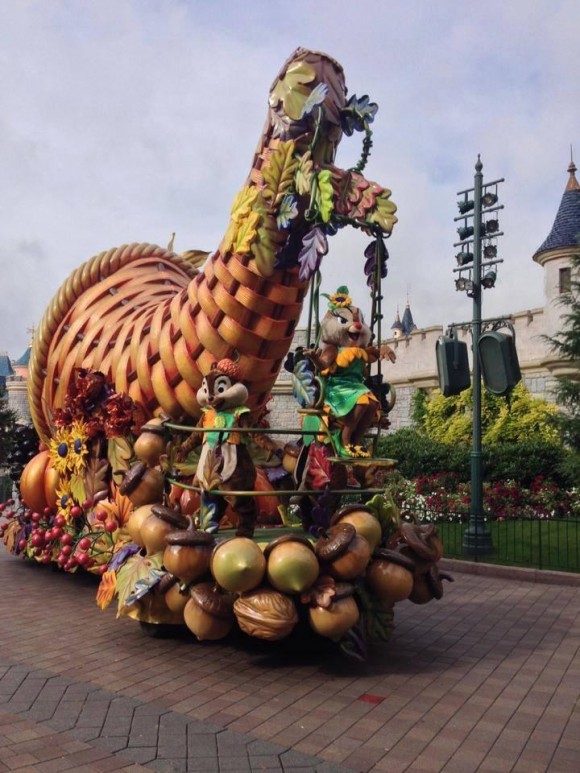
[436,513,580,573]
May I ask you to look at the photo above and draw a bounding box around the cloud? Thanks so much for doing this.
[0,0,578,358]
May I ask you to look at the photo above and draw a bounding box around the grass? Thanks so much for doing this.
[437,518,580,573]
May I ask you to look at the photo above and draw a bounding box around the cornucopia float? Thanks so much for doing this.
[1,48,452,660]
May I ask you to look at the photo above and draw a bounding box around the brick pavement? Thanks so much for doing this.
[0,549,579,772]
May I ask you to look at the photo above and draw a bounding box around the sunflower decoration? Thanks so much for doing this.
[323,285,352,310]
[55,482,76,523]
[69,419,90,475]
[49,427,73,476]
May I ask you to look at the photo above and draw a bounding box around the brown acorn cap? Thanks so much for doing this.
[372,547,416,572]
[315,523,356,562]
[333,581,356,601]
[400,522,438,561]
[119,461,147,496]
[330,503,375,526]
[157,572,179,595]
[263,533,315,559]
[282,443,301,458]
[426,566,444,600]
[190,582,234,619]
[151,505,189,529]
[165,529,215,547]
[139,420,166,437]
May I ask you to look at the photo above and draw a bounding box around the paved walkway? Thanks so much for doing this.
[0,549,578,773]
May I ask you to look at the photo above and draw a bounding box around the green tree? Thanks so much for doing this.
[0,394,18,469]
[546,252,580,481]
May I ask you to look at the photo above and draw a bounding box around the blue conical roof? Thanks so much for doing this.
[535,161,580,257]
[0,354,14,378]
[401,303,417,335]
[15,347,31,367]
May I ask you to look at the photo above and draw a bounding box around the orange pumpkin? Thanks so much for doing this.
[20,451,59,514]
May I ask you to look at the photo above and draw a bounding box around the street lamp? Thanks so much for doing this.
[453,156,505,557]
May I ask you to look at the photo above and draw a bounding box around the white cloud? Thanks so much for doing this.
[0,0,578,358]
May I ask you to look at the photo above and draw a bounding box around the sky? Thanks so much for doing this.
[1,0,579,358]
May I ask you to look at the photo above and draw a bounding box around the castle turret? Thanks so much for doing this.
[401,300,417,336]
[533,158,580,342]
[391,307,404,339]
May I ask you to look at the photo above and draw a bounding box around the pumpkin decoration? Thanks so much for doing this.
[315,523,371,581]
[308,582,360,640]
[366,548,415,604]
[331,503,383,553]
[163,529,215,584]
[210,537,266,593]
[19,451,59,514]
[264,534,319,594]
[184,582,235,641]
[119,461,164,507]
[234,587,298,641]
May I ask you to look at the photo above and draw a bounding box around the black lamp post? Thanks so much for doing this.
[454,156,504,557]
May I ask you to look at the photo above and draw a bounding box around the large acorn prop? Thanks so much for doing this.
[163,529,215,584]
[331,504,383,553]
[307,582,360,640]
[210,537,266,593]
[315,523,371,581]
[140,505,188,555]
[184,582,236,641]
[133,418,167,467]
[120,461,164,508]
[389,523,452,604]
[366,548,415,605]
[265,535,319,594]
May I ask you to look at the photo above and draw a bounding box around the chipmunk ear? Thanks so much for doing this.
[210,361,218,371]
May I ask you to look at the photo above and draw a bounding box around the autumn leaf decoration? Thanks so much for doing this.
[269,60,316,120]
[115,552,164,617]
[108,437,133,487]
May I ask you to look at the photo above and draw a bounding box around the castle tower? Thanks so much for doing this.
[533,158,580,351]
[390,307,404,339]
[401,299,417,336]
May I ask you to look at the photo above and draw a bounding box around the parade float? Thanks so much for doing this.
[1,48,451,659]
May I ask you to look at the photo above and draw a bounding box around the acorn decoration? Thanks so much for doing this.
[331,504,383,553]
[184,582,235,641]
[264,534,319,594]
[366,548,415,604]
[234,587,299,641]
[120,461,164,507]
[133,418,167,467]
[315,523,371,581]
[126,503,156,548]
[140,505,188,555]
[306,580,360,640]
[210,537,266,593]
[163,529,215,584]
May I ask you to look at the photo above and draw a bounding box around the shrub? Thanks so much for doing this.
[377,428,470,479]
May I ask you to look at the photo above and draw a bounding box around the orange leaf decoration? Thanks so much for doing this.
[96,570,117,611]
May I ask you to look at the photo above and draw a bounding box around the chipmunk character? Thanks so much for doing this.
[195,359,257,537]
[308,286,395,458]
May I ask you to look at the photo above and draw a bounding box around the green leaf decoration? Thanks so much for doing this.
[279,504,303,528]
[116,552,163,617]
[108,437,133,487]
[315,169,334,223]
[356,580,395,643]
[366,490,401,538]
[367,191,398,234]
[230,185,259,223]
[294,150,313,196]
[234,210,261,255]
[69,473,87,506]
[252,214,287,277]
[269,60,316,120]
[262,140,298,207]
[84,457,109,505]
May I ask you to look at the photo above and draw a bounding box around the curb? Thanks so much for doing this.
[440,557,580,586]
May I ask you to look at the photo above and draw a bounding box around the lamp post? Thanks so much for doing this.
[454,156,504,557]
